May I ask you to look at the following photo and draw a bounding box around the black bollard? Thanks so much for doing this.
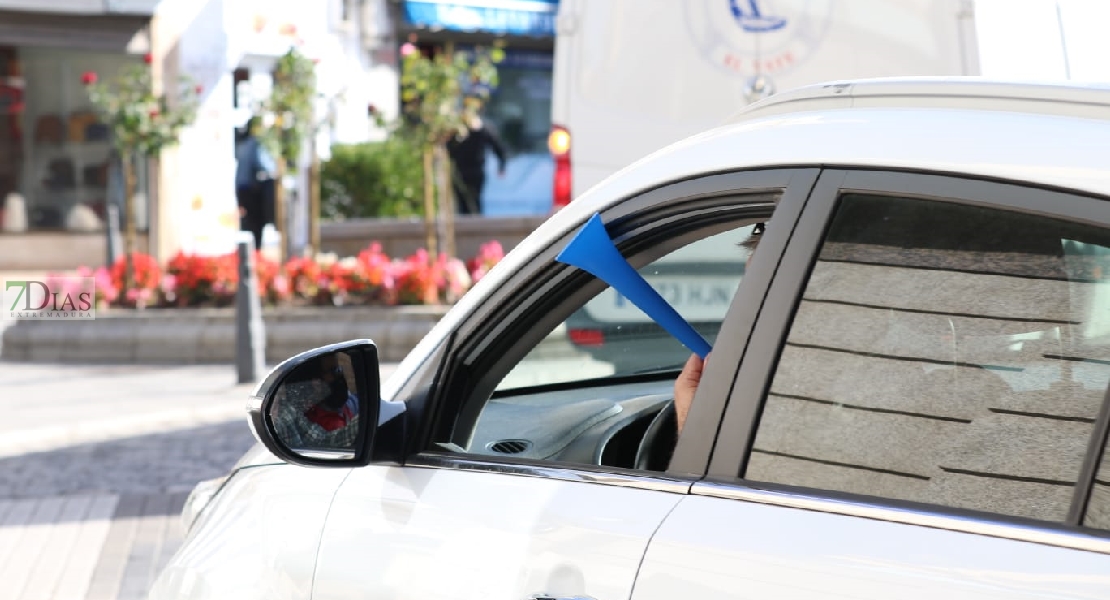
[236,235,266,384]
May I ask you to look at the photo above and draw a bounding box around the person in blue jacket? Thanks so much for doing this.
[235,117,277,250]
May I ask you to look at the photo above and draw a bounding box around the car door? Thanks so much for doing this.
[309,169,819,600]
[632,170,1110,599]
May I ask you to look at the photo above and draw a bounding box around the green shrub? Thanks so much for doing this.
[321,135,424,219]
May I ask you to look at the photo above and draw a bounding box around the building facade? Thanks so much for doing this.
[0,0,558,270]
[0,0,384,269]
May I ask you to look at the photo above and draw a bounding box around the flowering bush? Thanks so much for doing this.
[69,266,117,309]
[164,252,237,307]
[255,253,291,305]
[109,252,162,308]
[66,241,507,309]
[325,243,401,306]
[284,255,326,303]
[467,240,504,283]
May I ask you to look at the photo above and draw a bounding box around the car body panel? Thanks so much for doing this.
[148,465,350,600]
[310,465,683,600]
[632,494,1110,600]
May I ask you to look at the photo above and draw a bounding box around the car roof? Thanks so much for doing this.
[387,77,1110,395]
[724,77,1110,124]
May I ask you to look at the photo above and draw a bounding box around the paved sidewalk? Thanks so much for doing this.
[0,363,256,460]
[0,361,398,600]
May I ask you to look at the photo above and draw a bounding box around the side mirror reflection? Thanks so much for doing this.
[271,349,363,457]
[249,340,381,466]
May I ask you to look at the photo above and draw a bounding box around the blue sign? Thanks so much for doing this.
[404,0,559,37]
[729,0,787,32]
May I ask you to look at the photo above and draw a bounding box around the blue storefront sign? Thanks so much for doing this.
[403,0,560,37]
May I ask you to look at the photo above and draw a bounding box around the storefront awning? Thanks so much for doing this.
[403,0,559,37]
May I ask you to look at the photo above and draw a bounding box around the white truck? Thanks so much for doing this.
[547,0,981,207]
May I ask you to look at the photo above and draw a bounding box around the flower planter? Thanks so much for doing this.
[1,305,450,365]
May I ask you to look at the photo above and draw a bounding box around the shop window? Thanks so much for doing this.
[1,47,148,233]
[0,45,23,231]
[484,49,553,156]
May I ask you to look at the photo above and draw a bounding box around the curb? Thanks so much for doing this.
[1,305,450,365]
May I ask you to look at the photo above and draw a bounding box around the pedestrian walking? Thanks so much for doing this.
[235,117,277,250]
[446,94,507,216]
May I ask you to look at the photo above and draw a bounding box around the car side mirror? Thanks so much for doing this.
[248,340,381,467]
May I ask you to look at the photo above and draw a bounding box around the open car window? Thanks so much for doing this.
[434,214,771,471]
[495,223,761,392]
[424,182,788,472]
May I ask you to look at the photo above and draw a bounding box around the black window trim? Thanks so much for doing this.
[411,167,821,485]
[707,167,1110,538]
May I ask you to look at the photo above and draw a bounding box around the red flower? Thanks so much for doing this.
[194,84,204,95]
[165,251,238,307]
[81,71,98,85]
[143,53,153,64]
[394,249,439,305]
[109,252,164,308]
[357,242,391,286]
[284,256,326,303]
[149,108,160,118]
[467,240,505,283]
[254,251,289,304]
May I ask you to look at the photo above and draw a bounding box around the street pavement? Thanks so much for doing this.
[0,360,398,600]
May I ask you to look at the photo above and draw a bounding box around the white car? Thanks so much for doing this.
[152,78,1110,600]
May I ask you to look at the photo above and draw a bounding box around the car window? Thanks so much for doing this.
[747,193,1110,523]
[496,223,759,391]
[431,192,778,472]
[1087,441,1110,529]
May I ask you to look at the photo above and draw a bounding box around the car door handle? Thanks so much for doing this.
[531,594,597,600]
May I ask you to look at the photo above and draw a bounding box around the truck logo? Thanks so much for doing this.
[687,0,835,77]
[730,0,788,32]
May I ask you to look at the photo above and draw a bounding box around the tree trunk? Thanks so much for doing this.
[422,144,437,257]
[274,156,287,263]
[434,144,456,260]
[308,141,321,257]
[121,152,138,294]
